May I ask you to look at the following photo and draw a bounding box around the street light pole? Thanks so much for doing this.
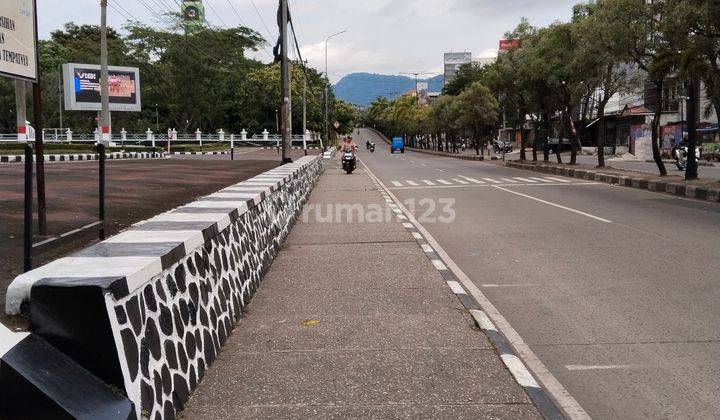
[279,0,292,163]
[100,0,110,145]
[324,30,346,148]
[155,104,159,131]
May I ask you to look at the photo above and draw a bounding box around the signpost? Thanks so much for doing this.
[0,1,38,82]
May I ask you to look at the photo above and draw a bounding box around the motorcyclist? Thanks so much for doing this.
[340,136,358,153]
[366,139,371,150]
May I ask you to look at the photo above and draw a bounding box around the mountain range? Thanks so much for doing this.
[333,73,444,107]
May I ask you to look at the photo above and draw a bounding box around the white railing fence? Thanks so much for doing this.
[0,128,323,148]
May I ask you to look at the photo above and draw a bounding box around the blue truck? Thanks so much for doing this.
[390,137,405,154]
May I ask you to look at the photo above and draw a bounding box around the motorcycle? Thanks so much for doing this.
[342,151,357,174]
[369,142,375,153]
[672,145,701,170]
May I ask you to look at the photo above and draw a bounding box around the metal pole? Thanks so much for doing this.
[303,63,307,156]
[686,72,699,180]
[322,30,345,150]
[155,104,159,131]
[32,1,47,235]
[100,0,111,145]
[15,80,26,142]
[58,64,63,132]
[98,143,106,240]
[24,144,33,272]
[279,0,292,163]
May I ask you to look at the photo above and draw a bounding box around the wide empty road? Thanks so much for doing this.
[356,128,720,418]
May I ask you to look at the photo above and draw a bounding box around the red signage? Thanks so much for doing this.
[499,39,521,51]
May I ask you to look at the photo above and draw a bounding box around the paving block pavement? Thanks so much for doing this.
[181,159,544,419]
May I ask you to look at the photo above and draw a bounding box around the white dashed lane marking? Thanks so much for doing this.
[482,178,502,184]
[391,181,402,187]
[452,178,469,185]
[422,180,436,186]
[437,179,452,185]
[512,177,538,183]
[544,176,572,183]
[406,180,419,186]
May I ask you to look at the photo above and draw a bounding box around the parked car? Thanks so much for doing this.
[391,137,405,153]
[544,138,574,154]
[492,139,513,153]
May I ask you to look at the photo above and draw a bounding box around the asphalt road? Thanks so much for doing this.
[357,128,720,419]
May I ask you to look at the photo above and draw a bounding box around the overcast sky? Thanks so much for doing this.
[37,0,577,83]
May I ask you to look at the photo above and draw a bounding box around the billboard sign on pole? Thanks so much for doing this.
[499,39,521,51]
[0,0,38,82]
[62,63,142,112]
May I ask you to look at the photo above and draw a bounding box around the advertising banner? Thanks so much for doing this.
[0,0,37,82]
[499,39,521,51]
[417,82,429,106]
[62,63,142,112]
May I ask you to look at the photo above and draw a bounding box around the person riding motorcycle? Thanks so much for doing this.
[366,139,371,150]
[340,136,358,153]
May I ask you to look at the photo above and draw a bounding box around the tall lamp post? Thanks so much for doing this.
[324,30,346,148]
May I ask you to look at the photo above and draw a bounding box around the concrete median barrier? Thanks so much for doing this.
[4,155,322,419]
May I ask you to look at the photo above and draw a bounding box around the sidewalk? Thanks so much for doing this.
[182,159,542,418]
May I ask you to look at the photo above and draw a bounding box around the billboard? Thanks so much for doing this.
[0,0,37,82]
[417,82,429,106]
[62,63,142,112]
[444,52,472,85]
[499,39,521,51]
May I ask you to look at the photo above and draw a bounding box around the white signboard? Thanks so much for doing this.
[0,0,37,82]
[62,63,142,112]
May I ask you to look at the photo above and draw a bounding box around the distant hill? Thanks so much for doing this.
[333,73,444,107]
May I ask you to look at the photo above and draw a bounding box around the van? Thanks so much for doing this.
[391,137,405,154]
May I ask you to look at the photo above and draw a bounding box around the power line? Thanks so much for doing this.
[249,0,275,40]
[226,0,248,27]
[205,0,229,29]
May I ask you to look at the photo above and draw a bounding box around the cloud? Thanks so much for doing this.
[38,0,577,81]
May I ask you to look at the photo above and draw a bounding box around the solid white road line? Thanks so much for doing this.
[391,181,402,187]
[360,160,590,420]
[422,180,436,186]
[482,178,502,184]
[493,186,613,223]
[565,365,636,371]
[544,176,572,183]
[437,179,452,185]
[512,177,538,183]
[452,178,469,184]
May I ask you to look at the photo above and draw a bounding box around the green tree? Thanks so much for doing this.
[442,62,490,96]
[457,82,500,155]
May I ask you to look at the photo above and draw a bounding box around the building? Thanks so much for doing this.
[443,52,472,86]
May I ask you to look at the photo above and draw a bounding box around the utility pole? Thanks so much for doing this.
[400,71,433,106]
[279,0,292,163]
[32,1,47,235]
[57,65,63,132]
[100,0,111,145]
[302,59,307,155]
[324,30,346,149]
[685,72,699,180]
